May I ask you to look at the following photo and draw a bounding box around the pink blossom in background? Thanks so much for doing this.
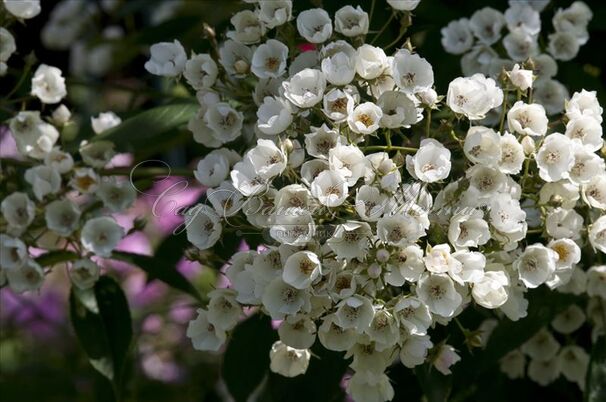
[106,152,134,168]
[0,289,66,340]
[298,43,316,52]
[0,126,21,159]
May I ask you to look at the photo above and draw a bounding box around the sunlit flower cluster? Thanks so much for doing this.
[140,1,605,401]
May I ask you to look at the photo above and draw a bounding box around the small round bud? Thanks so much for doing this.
[376,249,390,263]
[234,60,249,75]
[521,136,535,155]
[52,104,71,126]
[368,263,382,279]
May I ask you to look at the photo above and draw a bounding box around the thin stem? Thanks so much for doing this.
[499,89,509,133]
[101,166,194,177]
[362,145,417,153]
[425,108,432,138]
[370,12,395,45]
[368,0,377,25]
[383,26,409,50]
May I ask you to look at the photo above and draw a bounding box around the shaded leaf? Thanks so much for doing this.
[35,250,78,267]
[112,251,202,302]
[70,276,132,397]
[223,314,278,402]
[92,103,197,153]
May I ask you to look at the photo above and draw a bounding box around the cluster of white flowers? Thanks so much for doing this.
[1,2,135,294]
[146,1,605,400]
[441,1,593,116]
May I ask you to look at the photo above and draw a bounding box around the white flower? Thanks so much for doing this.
[500,350,526,379]
[347,372,394,402]
[503,28,538,62]
[416,273,462,318]
[321,46,356,86]
[79,141,115,168]
[549,238,581,271]
[218,40,253,77]
[231,159,269,196]
[406,139,451,183]
[540,181,579,210]
[387,0,421,11]
[400,333,432,368]
[3,0,41,19]
[326,221,373,261]
[498,132,525,174]
[186,309,226,352]
[464,126,502,166]
[0,27,16,73]
[226,10,265,44]
[355,185,388,221]
[528,356,562,386]
[423,244,461,275]
[441,18,474,55]
[348,102,383,135]
[533,54,558,82]
[335,5,368,37]
[534,79,569,115]
[355,44,388,80]
[274,184,311,210]
[507,102,548,137]
[559,345,590,387]
[258,0,292,29]
[251,39,289,79]
[283,251,322,289]
[588,215,606,254]
[45,199,80,236]
[335,295,374,332]
[296,8,332,43]
[365,152,402,192]
[566,89,603,123]
[81,217,124,257]
[377,91,418,129]
[282,68,326,108]
[548,31,580,61]
[377,214,425,247]
[278,315,316,349]
[257,96,293,135]
[204,102,244,145]
[394,297,432,336]
[523,328,560,360]
[144,40,187,77]
[570,146,605,186]
[91,111,121,134]
[514,244,558,288]
[269,208,315,245]
[553,2,592,44]
[70,168,99,194]
[98,178,136,213]
[505,3,541,35]
[536,133,575,182]
[433,344,461,375]
[207,289,241,330]
[329,144,367,186]
[0,234,27,270]
[10,111,60,159]
[448,209,490,249]
[24,165,61,200]
[245,139,287,179]
[69,260,100,290]
[489,194,527,242]
[446,74,503,120]
[508,64,533,91]
[311,170,348,207]
[323,87,355,122]
[318,314,357,351]
[552,305,586,334]
[461,44,498,76]
[472,271,509,309]
[30,64,67,104]
[469,7,505,45]
[1,192,35,234]
[587,266,606,299]
[452,251,486,284]
[5,259,44,293]
[304,124,341,159]
[262,277,310,319]
[565,116,603,151]
[184,53,218,90]
[391,49,434,94]
[185,204,222,250]
[582,175,606,209]
[194,150,233,187]
[270,341,310,377]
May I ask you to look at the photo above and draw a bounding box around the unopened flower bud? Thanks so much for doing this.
[52,104,71,126]
[521,136,535,155]
[376,249,390,263]
[368,263,382,278]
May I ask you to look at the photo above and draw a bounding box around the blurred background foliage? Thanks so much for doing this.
[1,0,605,401]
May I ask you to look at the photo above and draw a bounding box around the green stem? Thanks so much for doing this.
[425,108,432,138]
[383,26,409,50]
[499,89,509,133]
[362,145,416,153]
[101,167,194,177]
[370,12,395,45]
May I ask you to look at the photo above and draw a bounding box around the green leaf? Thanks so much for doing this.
[92,103,197,153]
[586,336,606,402]
[223,314,278,402]
[70,276,132,398]
[112,251,202,302]
[415,364,452,402]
